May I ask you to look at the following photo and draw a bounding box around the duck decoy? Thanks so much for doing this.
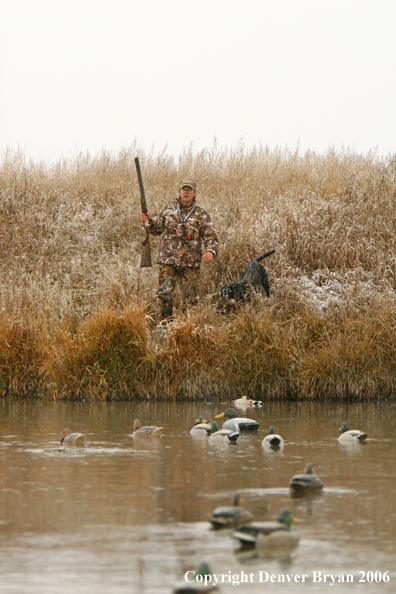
[209,491,253,529]
[131,419,164,438]
[289,463,324,497]
[215,408,259,431]
[232,508,299,549]
[338,421,367,443]
[261,426,284,448]
[208,422,239,444]
[60,428,86,447]
[231,395,262,411]
[173,561,220,593]
[190,416,211,437]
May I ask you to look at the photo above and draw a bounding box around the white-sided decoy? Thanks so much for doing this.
[231,395,262,411]
[338,421,367,443]
[215,408,259,432]
[209,421,239,444]
[262,426,284,448]
[190,416,211,437]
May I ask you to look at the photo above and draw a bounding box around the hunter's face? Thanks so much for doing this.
[179,186,196,207]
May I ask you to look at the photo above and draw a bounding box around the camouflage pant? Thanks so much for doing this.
[157,265,200,318]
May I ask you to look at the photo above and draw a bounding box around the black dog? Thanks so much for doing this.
[221,250,275,302]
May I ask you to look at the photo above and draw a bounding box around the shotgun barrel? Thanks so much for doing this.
[134,157,152,268]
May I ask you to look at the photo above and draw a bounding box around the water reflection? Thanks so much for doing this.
[0,399,396,593]
[234,542,298,566]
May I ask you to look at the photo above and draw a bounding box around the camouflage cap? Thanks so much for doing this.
[179,177,196,191]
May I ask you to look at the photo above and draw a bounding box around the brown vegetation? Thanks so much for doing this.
[1,143,396,399]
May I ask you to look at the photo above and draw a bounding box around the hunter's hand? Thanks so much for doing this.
[202,251,214,264]
[140,212,150,223]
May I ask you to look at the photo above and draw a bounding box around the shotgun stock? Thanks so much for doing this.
[134,157,152,268]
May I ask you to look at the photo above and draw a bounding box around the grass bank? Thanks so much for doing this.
[1,143,396,400]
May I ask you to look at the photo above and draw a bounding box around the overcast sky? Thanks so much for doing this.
[1,0,396,162]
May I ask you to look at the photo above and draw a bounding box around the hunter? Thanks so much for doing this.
[140,178,219,321]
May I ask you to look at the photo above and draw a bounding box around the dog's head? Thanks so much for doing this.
[221,281,247,301]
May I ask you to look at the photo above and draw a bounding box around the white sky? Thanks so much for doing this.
[1,0,396,162]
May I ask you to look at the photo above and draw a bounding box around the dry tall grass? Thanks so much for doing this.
[1,143,396,399]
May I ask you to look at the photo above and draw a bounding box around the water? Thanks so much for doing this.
[0,398,395,593]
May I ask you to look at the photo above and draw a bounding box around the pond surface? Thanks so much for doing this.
[0,398,395,593]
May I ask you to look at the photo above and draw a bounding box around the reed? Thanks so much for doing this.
[1,143,396,399]
[41,304,149,400]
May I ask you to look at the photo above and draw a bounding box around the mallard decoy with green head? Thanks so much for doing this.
[60,429,86,447]
[190,416,211,436]
[261,426,284,448]
[209,422,239,444]
[215,408,259,431]
[338,421,367,443]
[131,419,164,438]
[209,491,253,529]
[289,463,324,496]
[232,508,299,549]
[173,561,220,593]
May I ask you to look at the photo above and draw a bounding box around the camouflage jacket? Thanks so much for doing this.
[148,198,219,269]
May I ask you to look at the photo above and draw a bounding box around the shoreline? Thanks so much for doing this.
[1,300,396,402]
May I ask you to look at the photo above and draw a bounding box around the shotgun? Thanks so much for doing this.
[134,157,152,268]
